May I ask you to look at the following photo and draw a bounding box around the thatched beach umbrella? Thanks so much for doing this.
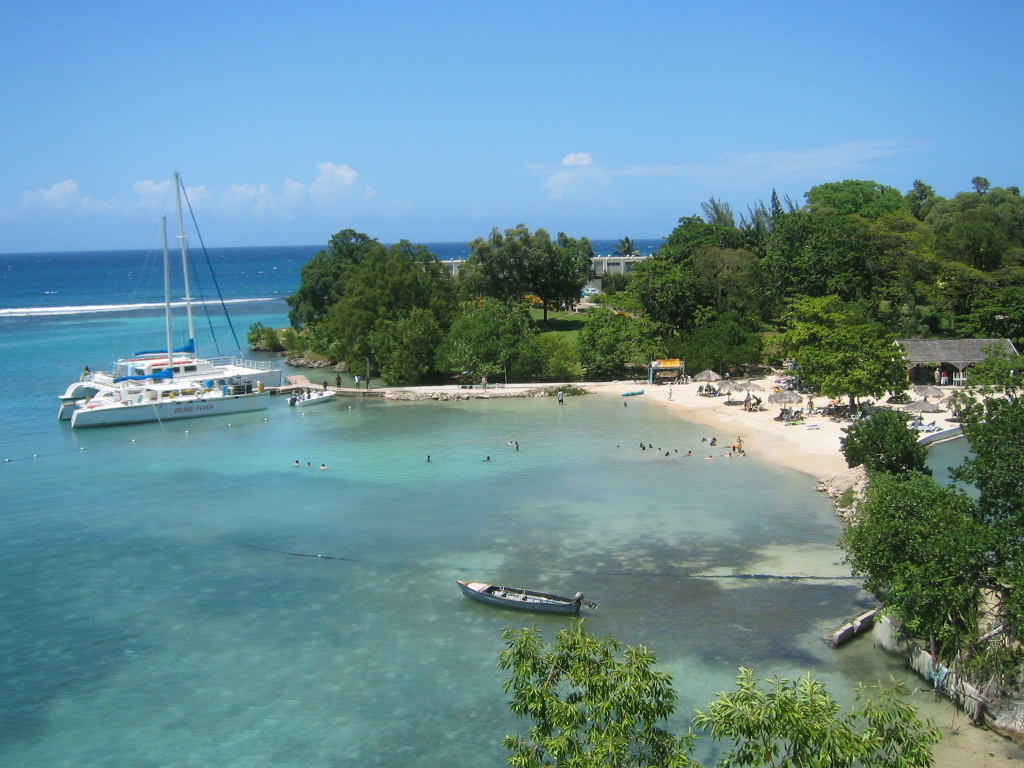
[901,401,944,414]
[693,370,722,382]
[743,382,765,392]
[912,385,943,399]
[768,390,803,405]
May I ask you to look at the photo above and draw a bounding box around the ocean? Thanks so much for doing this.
[0,242,958,766]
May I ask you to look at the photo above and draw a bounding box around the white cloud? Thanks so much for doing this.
[22,180,79,209]
[21,179,115,214]
[616,139,917,182]
[133,179,172,200]
[562,152,593,167]
[536,139,919,201]
[308,162,358,203]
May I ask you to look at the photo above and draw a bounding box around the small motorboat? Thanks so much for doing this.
[622,390,644,397]
[288,390,335,406]
[456,580,596,614]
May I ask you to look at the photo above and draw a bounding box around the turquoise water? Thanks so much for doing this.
[0,248,963,766]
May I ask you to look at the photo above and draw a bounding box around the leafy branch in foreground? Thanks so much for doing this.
[499,621,939,768]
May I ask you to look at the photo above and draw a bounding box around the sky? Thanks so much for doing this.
[1,1,1022,253]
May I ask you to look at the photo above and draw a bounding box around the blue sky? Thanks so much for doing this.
[2,1,1022,253]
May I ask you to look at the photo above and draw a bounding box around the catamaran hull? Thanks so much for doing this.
[69,392,270,428]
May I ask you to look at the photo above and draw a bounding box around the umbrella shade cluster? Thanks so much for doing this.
[901,401,945,414]
[693,370,722,382]
[768,390,803,405]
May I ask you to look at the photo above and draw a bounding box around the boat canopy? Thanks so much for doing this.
[133,339,196,356]
[113,368,174,384]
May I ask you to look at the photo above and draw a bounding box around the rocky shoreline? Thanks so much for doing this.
[382,385,589,401]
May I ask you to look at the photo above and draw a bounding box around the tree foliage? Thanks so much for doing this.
[577,308,662,378]
[499,622,939,768]
[320,240,455,376]
[694,667,940,768]
[500,622,697,768]
[805,179,905,220]
[286,229,385,328]
[460,225,593,321]
[762,210,878,306]
[781,297,908,403]
[434,299,535,381]
[841,472,989,662]
[839,411,930,474]
[679,312,763,376]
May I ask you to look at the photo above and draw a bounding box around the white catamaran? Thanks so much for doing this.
[58,174,280,428]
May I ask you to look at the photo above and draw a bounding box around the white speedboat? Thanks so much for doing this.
[60,174,277,428]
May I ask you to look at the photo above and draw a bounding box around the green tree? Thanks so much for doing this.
[658,216,743,265]
[679,311,763,375]
[625,259,704,335]
[247,322,268,349]
[965,341,1024,389]
[688,247,762,317]
[694,667,940,768]
[937,220,1008,271]
[321,241,455,371]
[499,622,939,768]
[615,237,639,257]
[435,299,535,381]
[866,209,941,308]
[805,179,905,220]
[369,308,444,385]
[960,288,1024,345]
[839,411,930,474]
[532,233,594,322]
[577,308,661,379]
[841,472,989,662]
[904,180,942,222]
[951,395,1024,588]
[781,296,908,404]
[286,229,385,327]
[461,225,593,322]
[517,333,581,382]
[762,209,878,306]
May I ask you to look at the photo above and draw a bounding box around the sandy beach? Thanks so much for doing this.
[594,376,964,481]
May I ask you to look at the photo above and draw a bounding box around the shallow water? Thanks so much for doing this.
[0,254,984,766]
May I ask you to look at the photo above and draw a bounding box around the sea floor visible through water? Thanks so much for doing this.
[0,245,1011,766]
[0,371,963,766]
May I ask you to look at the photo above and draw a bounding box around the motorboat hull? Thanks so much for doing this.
[456,580,585,614]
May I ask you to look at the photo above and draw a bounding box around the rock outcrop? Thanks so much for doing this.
[815,465,869,521]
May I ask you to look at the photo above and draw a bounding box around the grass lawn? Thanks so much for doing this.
[530,309,587,344]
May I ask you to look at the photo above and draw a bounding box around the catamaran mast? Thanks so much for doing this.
[161,216,174,371]
[174,172,196,351]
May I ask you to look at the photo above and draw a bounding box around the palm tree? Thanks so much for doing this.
[614,237,638,257]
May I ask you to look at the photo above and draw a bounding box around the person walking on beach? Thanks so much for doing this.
[668,385,673,401]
